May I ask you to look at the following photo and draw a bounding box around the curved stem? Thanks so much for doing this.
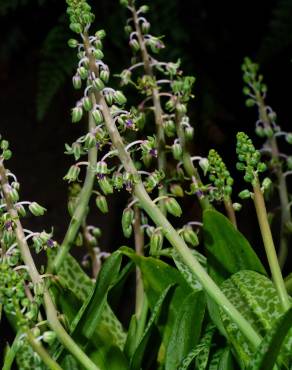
[52,101,98,272]
[253,183,290,311]
[0,162,100,370]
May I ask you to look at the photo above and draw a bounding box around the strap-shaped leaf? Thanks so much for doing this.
[203,209,266,284]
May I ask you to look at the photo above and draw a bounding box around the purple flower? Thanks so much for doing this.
[47,239,54,248]
[149,148,157,157]
[125,119,133,128]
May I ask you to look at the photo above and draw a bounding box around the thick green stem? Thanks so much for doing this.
[52,103,97,272]
[26,330,64,370]
[0,163,100,370]
[253,183,290,311]
[96,94,262,349]
[258,97,291,268]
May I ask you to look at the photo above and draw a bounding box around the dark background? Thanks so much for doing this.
[0,0,292,358]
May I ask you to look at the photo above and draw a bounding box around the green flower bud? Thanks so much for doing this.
[139,5,149,13]
[68,38,78,48]
[2,149,12,161]
[92,77,104,91]
[199,158,209,176]
[182,226,199,247]
[113,172,123,189]
[98,177,113,195]
[245,98,255,107]
[172,142,182,160]
[63,165,80,182]
[285,133,292,144]
[96,161,108,175]
[114,91,127,105]
[95,195,108,214]
[100,69,110,83]
[165,197,182,217]
[29,202,46,216]
[141,20,150,33]
[91,227,102,238]
[170,184,184,197]
[185,126,194,141]
[77,66,88,80]
[1,140,9,150]
[257,162,267,172]
[262,177,272,191]
[122,208,134,234]
[71,106,83,123]
[9,188,19,202]
[150,229,163,255]
[236,162,245,171]
[84,133,96,149]
[93,48,104,60]
[255,126,265,138]
[83,96,93,111]
[232,202,242,211]
[15,203,26,217]
[123,225,132,238]
[72,75,82,89]
[95,29,106,39]
[70,22,82,34]
[92,108,104,124]
[129,39,140,52]
[238,189,251,199]
[72,142,82,160]
[105,92,114,105]
[43,331,56,345]
[163,120,176,137]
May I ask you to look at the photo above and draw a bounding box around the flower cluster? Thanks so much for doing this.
[207,149,234,201]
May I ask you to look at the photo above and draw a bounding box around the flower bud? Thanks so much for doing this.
[150,229,163,255]
[98,177,113,195]
[170,184,184,197]
[172,142,182,160]
[63,165,80,182]
[77,66,88,80]
[232,202,242,211]
[71,106,83,123]
[43,331,57,345]
[238,189,251,199]
[139,5,149,13]
[3,150,12,160]
[199,158,209,176]
[165,197,182,217]
[105,92,114,106]
[72,142,82,160]
[100,69,110,83]
[93,49,104,60]
[15,203,26,217]
[29,202,46,216]
[1,140,9,150]
[285,133,292,144]
[262,177,272,191]
[129,39,140,52]
[84,133,96,149]
[257,162,267,172]
[163,120,176,137]
[176,103,187,114]
[92,108,104,124]
[92,77,104,91]
[123,225,132,238]
[245,98,255,107]
[95,29,106,39]
[113,172,123,189]
[185,126,194,141]
[96,161,108,175]
[122,208,134,232]
[72,75,82,89]
[83,96,93,111]
[141,21,150,33]
[68,38,78,48]
[182,226,199,247]
[114,91,127,105]
[9,188,19,202]
[70,22,82,34]
[95,195,108,214]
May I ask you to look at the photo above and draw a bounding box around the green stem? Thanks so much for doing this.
[0,163,100,370]
[223,198,237,228]
[253,183,290,311]
[96,94,262,350]
[132,5,167,214]
[284,273,292,296]
[258,97,291,269]
[25,330,64,370]
[52,101,98,272]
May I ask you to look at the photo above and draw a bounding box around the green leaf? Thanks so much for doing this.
[120,246,193,358]
[177,324,215,370]
[165,291,205,370]
[130,284,175,370]
[219,270,292,367]
[247,306,292,370]
[208,347,235,370]
[203,209,266,284]
[62,355,81,370]
[90,345,129,370]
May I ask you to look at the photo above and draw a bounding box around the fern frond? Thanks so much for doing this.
[37,16,76,121]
